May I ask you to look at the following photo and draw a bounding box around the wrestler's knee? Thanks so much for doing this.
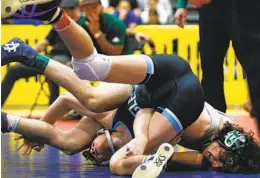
[80,96,103,113]
[59,90,100,112]
[58,92,72,102]
[72,50,111,81]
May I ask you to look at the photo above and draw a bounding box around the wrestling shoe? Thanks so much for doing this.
[2,0,62,23]
[1,112,8,133]
[132,143,175,178]
[2,38,49,72]
[2,0,53,19]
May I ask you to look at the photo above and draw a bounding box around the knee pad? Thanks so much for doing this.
[71,49,112,81]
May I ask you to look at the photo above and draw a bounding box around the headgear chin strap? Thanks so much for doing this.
[83,128,116,166]
[96,129,116,165]
[96,128,116,154]
[104,129,116,154]
[218,130,247,151]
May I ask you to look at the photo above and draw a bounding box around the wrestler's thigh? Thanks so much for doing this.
[145,112,178,154]
[94,82,132,111]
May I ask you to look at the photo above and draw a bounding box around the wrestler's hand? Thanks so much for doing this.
[15,135,44,155]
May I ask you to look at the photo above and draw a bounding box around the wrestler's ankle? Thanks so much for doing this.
[52,9,71,31]
[35,54,50,73]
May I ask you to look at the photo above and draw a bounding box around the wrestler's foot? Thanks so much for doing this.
[2,0,53,19]
[132,143,175,178]
[2,38,50,72]
[1,112,8,133]
[2,0,62,23]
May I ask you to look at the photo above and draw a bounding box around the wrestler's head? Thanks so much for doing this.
[82,129,126,165]
[202,122,260,173]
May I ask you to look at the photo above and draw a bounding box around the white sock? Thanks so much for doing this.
[6,115,20,132]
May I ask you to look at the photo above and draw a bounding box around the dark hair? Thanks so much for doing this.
[212,122,260,173]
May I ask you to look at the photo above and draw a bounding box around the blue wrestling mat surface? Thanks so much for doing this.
[2,134,260,178]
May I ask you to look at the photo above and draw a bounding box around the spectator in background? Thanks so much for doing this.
[137,0,172,11]
[100,0,110,8]
[1,0,81,107]
[107,0,142,17]
[141,0,173,24]
[109,0,139,9]
[114,0,141,29]
[79,0,131,55]
[79,0,156,54]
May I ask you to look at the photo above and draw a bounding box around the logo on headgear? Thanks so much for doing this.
[219,130,246,151]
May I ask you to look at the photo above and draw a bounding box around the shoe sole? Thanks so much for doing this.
[132,143,175,178]
[2,0,53,18]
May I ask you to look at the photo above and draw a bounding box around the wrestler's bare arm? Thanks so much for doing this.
[109,108,154,175]
[16,92,110,155]
[15,115,103,155]
[167,151,205,169]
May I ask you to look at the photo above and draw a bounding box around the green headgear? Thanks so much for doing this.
[217,130,247,152]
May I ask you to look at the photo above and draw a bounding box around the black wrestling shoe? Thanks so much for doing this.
[2,0,62,23]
